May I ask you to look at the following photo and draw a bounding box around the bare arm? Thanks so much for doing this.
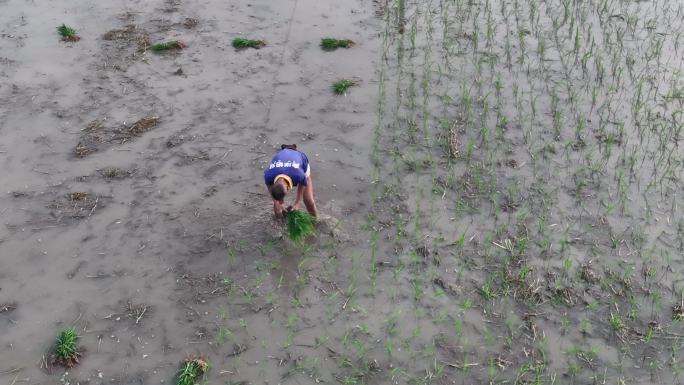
[274,200,286,218]
[293,184,305,209]
[267,185,285,218]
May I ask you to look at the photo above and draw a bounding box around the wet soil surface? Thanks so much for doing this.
[1,0,377,383]
[2,0,684,384]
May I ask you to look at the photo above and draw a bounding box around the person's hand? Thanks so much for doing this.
[291,202,301,211]
[273,200,285,219]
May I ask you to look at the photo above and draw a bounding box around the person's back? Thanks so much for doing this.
[264,145,318,218]
[264,148,309,188]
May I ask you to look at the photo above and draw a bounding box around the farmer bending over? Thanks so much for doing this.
[264,144,318,218]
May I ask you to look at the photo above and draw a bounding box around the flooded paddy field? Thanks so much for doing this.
[1,0,684,384]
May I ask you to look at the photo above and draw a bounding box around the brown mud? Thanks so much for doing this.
[1,0,378,383]
[2,0,684,384]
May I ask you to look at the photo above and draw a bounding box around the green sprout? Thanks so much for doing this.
[232,38,266,50]
[320,38,355,51]
[151,40,187,52]
[287,210,316,242]
[176,357,209,385]
[57,24,80,41]
[609,313,624,332]
[54,327,80,367]
[333,79,356,94]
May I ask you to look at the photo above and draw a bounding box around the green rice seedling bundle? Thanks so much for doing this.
[57,24,80,42]
[176,357,208,385]
[54,327,80,367]
[320,38,355,51]
[287,210,316,242]
[232,38,266,49]
[151,40,187,52]
[333,79,356,94]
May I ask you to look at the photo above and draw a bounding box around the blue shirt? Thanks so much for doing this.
[264,149,309,186]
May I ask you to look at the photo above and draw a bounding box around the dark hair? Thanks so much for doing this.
[269,182,286,201]
[281,144,297,150]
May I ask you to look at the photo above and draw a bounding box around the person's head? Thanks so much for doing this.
[281,144,297,150]
[269,174,292,202]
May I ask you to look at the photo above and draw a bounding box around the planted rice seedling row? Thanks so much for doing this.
[364,0,684,382]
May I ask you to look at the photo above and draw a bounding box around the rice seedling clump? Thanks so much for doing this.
[53,327,80,367]
[287,210,316,242]
[232,38,266,50]
[151,40,187,52]
[57,24,80,42]
[333,79,356,94]
[176,357,208,385]
[320,38,355,51]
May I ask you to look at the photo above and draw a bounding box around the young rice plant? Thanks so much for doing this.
[333,79,356,94]
[57,24,80,42]
[232,38,266,49]
[287,210,316,242]
[176,357,209,385]
[54,326,80,367]
[320,38,355,51]
[151,40,187,52]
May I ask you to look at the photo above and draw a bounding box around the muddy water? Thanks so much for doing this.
[1,0,379,383]
[3,0,684,384]
[368,0,684,383]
